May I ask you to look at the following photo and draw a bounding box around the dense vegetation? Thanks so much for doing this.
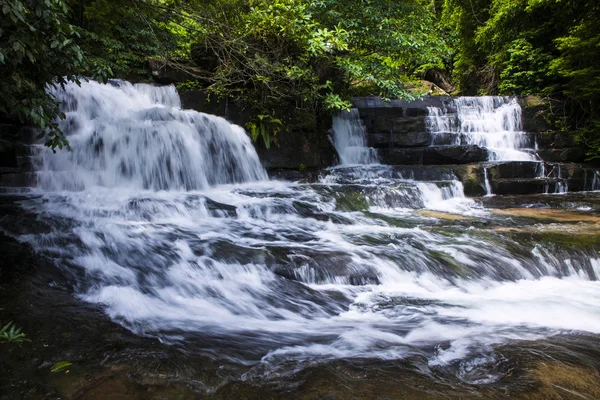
[0,0,599,156]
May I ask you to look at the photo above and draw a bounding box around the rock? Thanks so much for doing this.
[268,169,321,183]
[353,96,451,110]
[378,145,490,165]
[368,132,432,148]
[492,178,560,195]
[554,133,577,148]
[257,133,335,170]
[421,69,456,94]
[179,90,250,126]
[537,148,587,163]
[518,96,550,133]
[361,115,427,134]
[0,140,18,168]
[487,161,542,180]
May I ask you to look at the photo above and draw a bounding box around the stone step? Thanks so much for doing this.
[491,178,567,195]
[368,132,432,148]
[451,161,600,196]
[378,145,489,165]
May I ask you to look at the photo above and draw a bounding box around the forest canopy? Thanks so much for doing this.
[0,0,599,156]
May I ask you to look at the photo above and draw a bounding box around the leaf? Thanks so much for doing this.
[51,361,72,373]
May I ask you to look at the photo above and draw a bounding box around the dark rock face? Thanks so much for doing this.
[492,178,557,195]
[369,132,432,148]
[537,148,587,163]
[518,96,549,133]
[257,134,335,171]
[0,124,36,187]
[379,145,490,165]
[180,90,251,127]
[364,115,427,134]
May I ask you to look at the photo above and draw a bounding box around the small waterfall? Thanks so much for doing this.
[331,109,379,165]
[483,167,493,196]
[427,96,535,161]
[37,80,267,191]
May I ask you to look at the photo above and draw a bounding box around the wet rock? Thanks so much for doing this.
[368,131,432,148]
[452,164,486,196]
[492,178,559,195]
[268,169,321,183]
[487,161,542,180]
[379,145,490,165]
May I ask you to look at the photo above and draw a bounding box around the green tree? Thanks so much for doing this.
[0,0,84,149]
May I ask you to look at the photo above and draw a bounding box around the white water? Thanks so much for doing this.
[13,82,600,379]
[483,167,494,196]
[427,96,536,161]
[38,80,266,191]
[331,109,379,165]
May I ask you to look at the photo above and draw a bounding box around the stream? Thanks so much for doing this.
[1,80,599,399]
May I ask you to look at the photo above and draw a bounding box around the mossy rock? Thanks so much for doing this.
[334,191,371,212]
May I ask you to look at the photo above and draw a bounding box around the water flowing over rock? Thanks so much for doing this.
[2,82,600,391]
[426,96,535,161]
[37,80,267,191]
[331,109,379,165]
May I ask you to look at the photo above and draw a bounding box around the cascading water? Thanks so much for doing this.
[37,80,267,191]
[427,96,536,161]
[331,109,379,165]
[5,81,600,385]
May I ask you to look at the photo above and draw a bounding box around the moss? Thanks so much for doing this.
[427,249,469,277]
[334,191,370,212]
[524,362,600,399]
[525,231,600,250]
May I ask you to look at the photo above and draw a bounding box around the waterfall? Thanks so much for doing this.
[483,167,493,196]
[5,81,599,380]
[36,80,267,191]
[427,96,535,161]
[331,109,379,165]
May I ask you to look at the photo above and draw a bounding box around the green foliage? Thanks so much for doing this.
[499,39,551,95]
[0,0,84,149]
[170,0,449,132]
[69,0,187,80]
[442,0,600,158]
[50,360,72,373]
[0,321,30,344]
[246,113,282,149]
